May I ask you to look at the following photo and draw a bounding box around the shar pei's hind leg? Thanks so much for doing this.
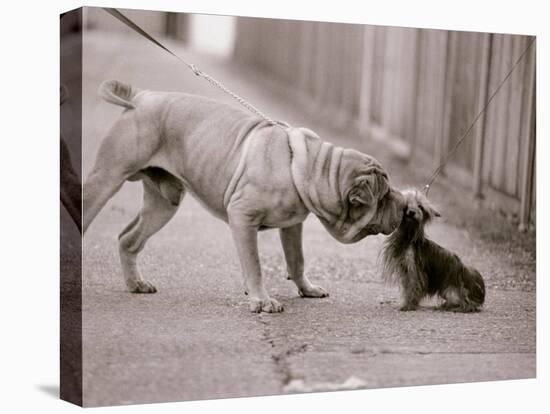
[279,223,329,298]
[118,168,185,293]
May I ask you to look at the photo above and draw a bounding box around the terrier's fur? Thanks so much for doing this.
[382,190,485,312]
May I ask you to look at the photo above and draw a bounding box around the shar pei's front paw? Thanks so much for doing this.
[249,296,284,313]
[298,284,329,298]
[128,280,157,294]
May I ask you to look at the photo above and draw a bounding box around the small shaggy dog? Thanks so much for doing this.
[382,190,485,312]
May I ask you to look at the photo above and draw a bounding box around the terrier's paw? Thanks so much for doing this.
[249,297,284,313]
[438,301,460,311]
[298,285,329,298]
[129,280,157,294]
[399,304,417,311]
[439,302,481,313]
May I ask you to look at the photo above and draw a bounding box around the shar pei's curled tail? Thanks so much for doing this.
[98,80,141,109]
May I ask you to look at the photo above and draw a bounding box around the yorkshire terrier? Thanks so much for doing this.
[382,190,485,312]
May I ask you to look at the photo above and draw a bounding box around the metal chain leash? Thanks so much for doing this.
[188,64,290,128]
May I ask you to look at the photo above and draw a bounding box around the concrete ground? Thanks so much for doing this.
[62,31,535,406]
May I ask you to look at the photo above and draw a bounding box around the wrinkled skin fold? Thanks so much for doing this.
[287,128,405,243]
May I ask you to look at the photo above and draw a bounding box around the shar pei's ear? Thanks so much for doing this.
[348,167,389,207]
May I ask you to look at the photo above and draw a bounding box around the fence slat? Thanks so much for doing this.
[519,38,536,230]
[472,33,492,197]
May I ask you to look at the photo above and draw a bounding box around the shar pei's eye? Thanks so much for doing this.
[348,171,388,207]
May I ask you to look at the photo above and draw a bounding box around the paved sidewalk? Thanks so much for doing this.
[67,31,535,406]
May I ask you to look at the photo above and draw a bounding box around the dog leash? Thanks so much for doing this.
[103,8,290,130]
[423,36,535,196]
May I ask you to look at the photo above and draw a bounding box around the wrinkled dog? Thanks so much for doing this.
[84,80,406,313]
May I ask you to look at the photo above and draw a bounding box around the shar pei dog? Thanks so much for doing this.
[84,80,405,313]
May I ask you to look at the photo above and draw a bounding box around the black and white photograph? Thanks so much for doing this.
[58,4,536,408]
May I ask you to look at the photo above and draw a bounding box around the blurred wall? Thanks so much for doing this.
[188,15,235,57]
[84,7,166,36]
[83,8,235,57]
[234,18,536,228]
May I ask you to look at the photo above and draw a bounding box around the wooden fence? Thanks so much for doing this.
[234,18,536,229]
